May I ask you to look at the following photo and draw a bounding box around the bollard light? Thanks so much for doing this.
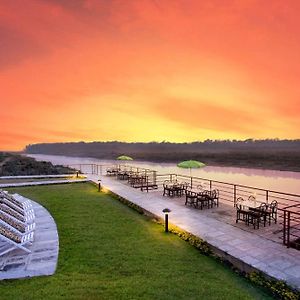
[98,179,102,192]
[162,208,171,232]
[76,170,79,178]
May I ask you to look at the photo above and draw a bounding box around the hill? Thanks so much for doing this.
[0,152,75,176]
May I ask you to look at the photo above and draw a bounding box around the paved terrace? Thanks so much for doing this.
[88,174,300,291]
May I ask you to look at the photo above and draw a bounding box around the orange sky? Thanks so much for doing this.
[1,0,300,150]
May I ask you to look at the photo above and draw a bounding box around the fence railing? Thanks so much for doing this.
[67,163,158,186]
[67,163,300,248]
[283,204,300,249]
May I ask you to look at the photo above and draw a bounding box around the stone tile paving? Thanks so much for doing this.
[0,196,59,280]
[89,174,300,290]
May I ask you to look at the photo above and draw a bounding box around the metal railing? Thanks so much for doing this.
[156,173,300,208]
[67,163,158,186]
[67,163,300,248]
[283,204,300,249]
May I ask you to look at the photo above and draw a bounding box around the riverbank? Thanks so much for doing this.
[24,140,300,173]
[0,153,76,176]
[26,151,300,173]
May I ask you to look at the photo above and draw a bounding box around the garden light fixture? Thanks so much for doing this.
[162,208,171,232]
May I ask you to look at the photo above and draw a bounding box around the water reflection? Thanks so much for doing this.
[28,154,300,195]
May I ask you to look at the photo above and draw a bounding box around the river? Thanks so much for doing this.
[28,154,300,195]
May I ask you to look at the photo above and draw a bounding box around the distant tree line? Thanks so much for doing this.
[24,140,300,172]
[25,139,300,157]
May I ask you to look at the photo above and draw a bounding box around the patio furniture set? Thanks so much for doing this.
[236,196,278,229]
[163,181,219,210]
[106,167,158,191]
[0,190,35,256]
[106,167,119,176]
[108,170,279,230]
[163,181,189,197]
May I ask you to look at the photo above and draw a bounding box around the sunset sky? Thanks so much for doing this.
[1,0,300,150]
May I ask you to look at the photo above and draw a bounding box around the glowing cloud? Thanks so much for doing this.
[0,0,299,150]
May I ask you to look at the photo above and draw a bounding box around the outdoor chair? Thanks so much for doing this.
[0,196,34,217]
[185,190,198,208]
[181,182,190,194]
[196,191,210,210]
[236,197,251,225]
[131,175,147,188]
[0,223,34,256]
[0,199,35,224]
[265,200,278,224]
[0,192,33,214]
[106,168,112,176]
[196,184,205,191]
[0,211,35,234]
[0,203,25,223]
[128,173,138,186]
[106,168,118,176]
[163,181,177,197]
[173,182,188,197]
[0,197,25,216]
[117,171,129,180]
[0,191,32,211]
[140,179,158,192]
[248,203,268,229]
[207,189,219,207]
[1,191,32,211]
[10,193,33,211]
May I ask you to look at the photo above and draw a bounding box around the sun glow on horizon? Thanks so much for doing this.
[0,0,300,150]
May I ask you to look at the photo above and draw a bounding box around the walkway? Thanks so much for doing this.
[89,174,300,290]
[0,195,59,279]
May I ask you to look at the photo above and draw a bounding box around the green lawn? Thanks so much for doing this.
[0,183,273,299]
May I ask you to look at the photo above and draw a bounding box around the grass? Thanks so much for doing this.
[0,183,274,299]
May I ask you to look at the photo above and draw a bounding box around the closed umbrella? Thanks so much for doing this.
[177,160,206,176]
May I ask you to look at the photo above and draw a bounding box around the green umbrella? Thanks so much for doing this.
[177,160,206,176]
[116,155,133,170]
[116,155,133,161]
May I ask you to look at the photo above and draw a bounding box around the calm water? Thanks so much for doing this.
[28,154,300,195]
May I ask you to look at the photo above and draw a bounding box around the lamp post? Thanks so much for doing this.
[162,208,171,232]
[98,179,102,192]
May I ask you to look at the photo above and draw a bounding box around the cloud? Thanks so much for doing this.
[155,98,265,135]
[0,0,300,150]
[0,26,45,69]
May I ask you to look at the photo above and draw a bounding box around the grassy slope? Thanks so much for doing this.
[0,152,75,176]
[0,183,273,299]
